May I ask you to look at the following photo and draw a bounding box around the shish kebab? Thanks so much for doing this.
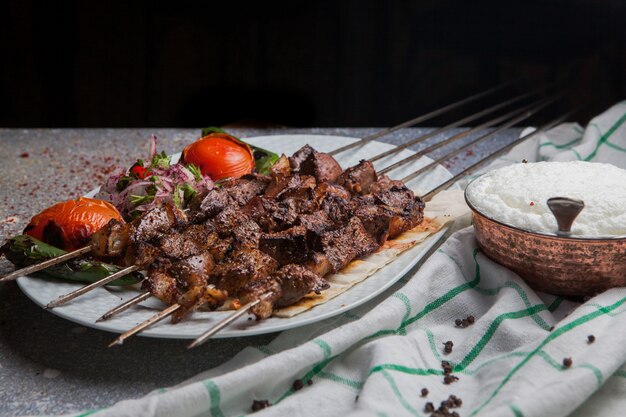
[110,95,561,347]
[80,144,426,330]
[0,86,556,342]
[0,80,531,286]
[0,78,530,287]
[42,92,545,321]
[60,92,554,317]
[0,90,553,335]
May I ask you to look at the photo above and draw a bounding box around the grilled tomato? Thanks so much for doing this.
[182,133,255,180]
[23,197,123,251]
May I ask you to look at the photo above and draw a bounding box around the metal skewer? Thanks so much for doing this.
[188,297,264,349]
[420,103,589,201]
[96,291,152,322]
[108,303,181,347]
[328,78,521,155]
[397,94,561,183]
[0,245,92,283]
[367,86,549,163]
[106,284,225,345]
[46,265,140,309]
[376,97,545,176]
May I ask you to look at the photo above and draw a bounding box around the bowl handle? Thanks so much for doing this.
[547,197,585,236]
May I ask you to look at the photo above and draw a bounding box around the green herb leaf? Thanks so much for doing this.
[251,146,280,175]
[116,175,132,191]
[179,183,198,201]
[186,163,203,182]
[172,184,182,208]
[151,150,171,169]
[130,194,154,205]
[201,126,227,136]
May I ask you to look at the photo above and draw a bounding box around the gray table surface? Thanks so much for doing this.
[0,127,523,417]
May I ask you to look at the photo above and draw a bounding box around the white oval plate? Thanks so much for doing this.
[17,135,452,338]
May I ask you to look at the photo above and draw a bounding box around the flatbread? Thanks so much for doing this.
[273,189,470,317]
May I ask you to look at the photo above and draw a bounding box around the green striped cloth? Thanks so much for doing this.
[61,102,626,417]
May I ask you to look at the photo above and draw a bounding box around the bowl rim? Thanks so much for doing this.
[464,175,626,241]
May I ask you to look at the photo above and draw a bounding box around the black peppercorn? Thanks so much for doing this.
[563,357,573,368]
[251,400,270,412]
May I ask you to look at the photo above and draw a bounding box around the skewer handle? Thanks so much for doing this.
[0,245,92,283]
[46,264,140,309]
[96,291,152,322]
[108,303,181,347]
[188,298,262,349]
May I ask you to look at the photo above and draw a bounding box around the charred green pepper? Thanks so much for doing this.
[1,235,141,285]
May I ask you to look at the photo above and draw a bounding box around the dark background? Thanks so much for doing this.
[1,0,625,128]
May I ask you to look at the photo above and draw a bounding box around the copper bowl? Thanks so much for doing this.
[464,178,626,297]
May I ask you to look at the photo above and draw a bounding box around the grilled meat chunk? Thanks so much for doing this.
[351,203,395,244]
[123,240,161,268]
[211,248,278,294]
[144,267,227,323]
[352,184,425,241]
[221,175,269,206]
[288,145,314,171]
[213,208,261,248]
[206,233,234,263]
[168,252,216,281]
[281,197,318,217]
[243,196,297,232]
[172,280,228,323]
[144,254,227,322]
[306,252,334,277]
[270,154,291,178]
[265,174,316,200]
[232,220,262,250]
[296,211,334,236]
[369,174,406,194]
[275,264,328,307]
[374,183,418,209]
[320,194,352,225]
[337,160,378,195]
[310,217,378,274]
[238,275,283,320]
[132,203,187,242]
[278,175,317,200]
[314,182,351,203]
[213,207,252,237]
[188,187,234,223]
[298,148,343,183]
[259,226,311,266]
[90,219,130,259]
[387,200,424,238]
[158,224,211,260]
[143,269,180,305]
[373,185,425,239]
[239,264,329,319]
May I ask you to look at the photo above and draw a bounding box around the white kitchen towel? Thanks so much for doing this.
[58,101,626,417]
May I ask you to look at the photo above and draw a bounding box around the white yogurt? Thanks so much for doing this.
[466,161,626,237]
